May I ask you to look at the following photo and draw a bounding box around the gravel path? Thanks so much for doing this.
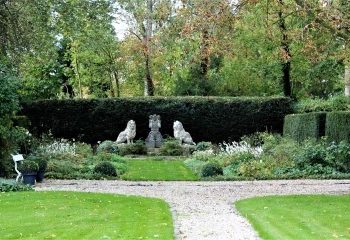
[36,180,350,240]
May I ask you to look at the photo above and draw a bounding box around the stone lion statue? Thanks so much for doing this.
[173,121,195,145]
[116,120,136,144]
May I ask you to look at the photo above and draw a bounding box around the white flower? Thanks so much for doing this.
[219,141,263,157]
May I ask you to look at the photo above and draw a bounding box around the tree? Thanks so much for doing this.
[118,0,173,96]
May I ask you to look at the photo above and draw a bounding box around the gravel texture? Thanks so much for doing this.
[36,180,350,240]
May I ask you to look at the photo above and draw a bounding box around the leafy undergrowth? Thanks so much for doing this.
[236,195,350,240]
[0,178,33,192]
[0,191,174,240]
[121,158,198,181]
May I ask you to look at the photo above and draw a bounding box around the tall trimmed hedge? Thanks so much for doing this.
[326,112,350,143]
[283,112,326,142]
[21,97,292,143]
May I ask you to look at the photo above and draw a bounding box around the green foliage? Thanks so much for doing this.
[184,159,207,176]
[0,179,34,192]
[159,140,184,156]
[26,156,47,172]
[21,96,292,143]
[96,140,119,154]
[18,161,39,173]
[93,161,117,177]
[195,141,213,151]
[326,112,350,143]
[201,162,223,177]
[283,112,326,142]
[0,62,21,177]
[118,140,147,156]
[294,96,350,113]
[294,140,327,167]
[325,141,350,172]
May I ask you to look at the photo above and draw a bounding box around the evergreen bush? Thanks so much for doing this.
[93,161,117,177]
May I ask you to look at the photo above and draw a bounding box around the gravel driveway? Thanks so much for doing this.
[36,179,350,240]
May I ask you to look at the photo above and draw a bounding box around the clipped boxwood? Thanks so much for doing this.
[283,112,326,142]
[201,162,223,177]
[21,96,292,143]
[326,112,350,143]
[93,161,117,177]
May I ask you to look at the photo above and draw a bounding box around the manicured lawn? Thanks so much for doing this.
[0,191,174,240]
[122,159,198,181]
[236,195,350,240]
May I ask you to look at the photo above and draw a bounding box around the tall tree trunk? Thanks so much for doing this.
[200,29,210,80]
[73,55,82,98]
[144,0,154,96]
[345,65,350,96]
[144,54,154,96]
[112,70,120,97]
[278,0,292,97]
[109,72,115,98]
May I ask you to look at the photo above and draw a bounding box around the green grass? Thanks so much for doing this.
[121,159,198,181]
[236,195,350,240]
[0,191,174,240]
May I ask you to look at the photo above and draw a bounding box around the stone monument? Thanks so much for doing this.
[116,120,136,144]
[146,114,163,148]
[173,120,195,145]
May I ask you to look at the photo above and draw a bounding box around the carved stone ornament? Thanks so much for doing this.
[146,114,163,148]
[116,120,136,144]
[173,120,195,145]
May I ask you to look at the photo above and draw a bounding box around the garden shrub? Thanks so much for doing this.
[201,162,223,177]
[283,112,326,142]
[118,140,147,156]
[46,160,79,176]
[325,141,350,172]
[96,140,119,154]
[192,150,215,162]
[93,161,117,177]
[196,141,213,151]
[184,159,207,176]
[21,96,292,143]
[326,111,350,143]
[159,140,184,156]
[18,160,39,173]
[294,140,327,168]
[27,155,47,172]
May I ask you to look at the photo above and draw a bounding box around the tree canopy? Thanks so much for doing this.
[0,0,349,99]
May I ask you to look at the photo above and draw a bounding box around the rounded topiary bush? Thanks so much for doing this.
[159,140,184,156]
[93,161,117,177]
[196,141,213,151]
[96,141,119,154]
[201,162,223,177]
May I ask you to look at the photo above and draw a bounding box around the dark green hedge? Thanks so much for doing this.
[20,97,292,144]
[326,112,350,143]
[283,112,326,142]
